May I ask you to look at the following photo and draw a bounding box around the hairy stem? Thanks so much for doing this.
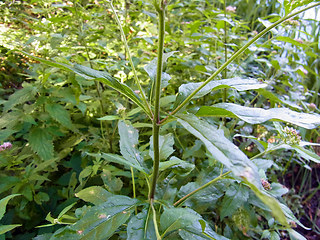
[159,2,320,125]
[149,1,165,200]
[174,171,231,207]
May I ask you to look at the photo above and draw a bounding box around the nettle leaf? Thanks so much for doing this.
[127,208,156,240]
[177,114,260,187]
[220,184,249,219]
[75,186,112,205]
[3,84,38,112]
[160,207,228,240]
[144,51,177,88]
[149,133,175,161]
[51,195,138,240]
[27,127,54,161]
[119,121,144,168]
[159,156,195,176]
[197,103,320,129]
[45,103,73,129]
[175,77,267,108]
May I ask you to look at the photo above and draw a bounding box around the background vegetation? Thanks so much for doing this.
[0,0,320,239]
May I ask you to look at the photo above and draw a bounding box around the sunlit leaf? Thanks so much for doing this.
[27,127,54,161]
[75,186,112,205]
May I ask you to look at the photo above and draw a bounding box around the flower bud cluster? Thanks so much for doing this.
[282,127,301,144]
[0,142,12,152]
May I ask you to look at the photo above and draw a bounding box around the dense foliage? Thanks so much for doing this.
[0,0,320,239]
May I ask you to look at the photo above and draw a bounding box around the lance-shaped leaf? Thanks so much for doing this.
[144,51,176,89]
[149,133,175,161]
[159,156,195,176]
[127,208,156,240]
[177,114,261,187]
[175,77,267,107]
[160,207,228,240]
[50,195,138,240]
[197,103,320,129]
[17,51,148,115]
[0,194,21,220]
[118,121,146,171]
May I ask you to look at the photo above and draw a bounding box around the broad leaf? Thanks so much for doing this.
[177,114,260,187]
[50,195,138,240]
[197,103,320,129]
[220,184,249,219]
[127,208,156,240]
[149,133,175,161]
[160,207,228,240]
[119,121,144,168]
[0,194,21,220]
[27,127,54,160]
[75,186,112,205]
[3,84,38,112]
[175,77,267,108]
[45,103,73,129]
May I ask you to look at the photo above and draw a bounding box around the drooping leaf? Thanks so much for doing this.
[0,194,21,220]
[3,84,38,112]
[175,77,267,108]
[177,114,260,187]
[197,103,320,129]
[127,208,156,240]
[0,224,22,235]
[160,207,228,240]
[149,133,175,161]
[75,186,112,205]
[50,195,138,240]
[45,103,73,129]
[27,127,54,161]
[220,184,249,219]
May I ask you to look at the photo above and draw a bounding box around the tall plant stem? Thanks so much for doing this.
[149,1,165,200]
[223,0,228,102]
[174,171,231,207]
[109,1,153,119]
[159,2,320,125]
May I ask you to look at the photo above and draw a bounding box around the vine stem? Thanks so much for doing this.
[149,0,165,200]
[159,2,320,125]
[109,1,153,119]
[174,171,232,207]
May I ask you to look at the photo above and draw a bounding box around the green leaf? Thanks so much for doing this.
[27,127,54,161]
[287,229,307,240]
[175,77,266,108]
[197,103,320,129]
[276,36,305,48]
[118,121,144,168]
[150,133,175,161]
[76,186,111,205]
[0,194,21,220]
[3,84,38,112]
[97,115,121,121]
[0,224,21,235]
[177,114,260,187]
[127,208,156,240]
[244,180,289,227]
[220,185,249,219]
[51,195,138,240]
[159,157,195,176]
[45,103,73,129]
[160,207,228,240]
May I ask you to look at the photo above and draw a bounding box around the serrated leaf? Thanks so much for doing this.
[220,185,249,219]
[149,133,175,161]
[3,84,38,112]
[127,208,156,240]
[50,195,138,240]
[118,121,144,168]
[0,224,21,235]
[45,103,73,129]
[0,110,23,129]
[160,207,228,240]
[175,77,267,108]
[197,103,320,129]
[28,127,54,160]
[0,194,21,220]
[177,114,260,187]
